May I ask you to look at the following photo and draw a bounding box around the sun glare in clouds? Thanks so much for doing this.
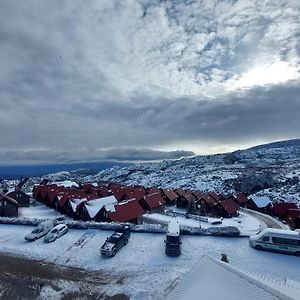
[228,60,299,90]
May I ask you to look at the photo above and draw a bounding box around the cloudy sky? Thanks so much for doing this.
[1,0,300,165]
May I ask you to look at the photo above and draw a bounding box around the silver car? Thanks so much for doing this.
[44,224,68,243]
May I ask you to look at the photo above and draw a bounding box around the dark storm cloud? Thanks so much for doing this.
[0,0,299,164]
[0,148,194,165]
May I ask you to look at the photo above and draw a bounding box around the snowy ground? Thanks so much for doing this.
[145,207,263,236]
[19,206,62,220]
[0,223,299,299]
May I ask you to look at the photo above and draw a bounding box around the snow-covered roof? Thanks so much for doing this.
[84,195,117,218]
[53,181,79,188]
[167,255,295,300]
[167,220,180,236]
[251,196,271,208]
[70,198,87,212]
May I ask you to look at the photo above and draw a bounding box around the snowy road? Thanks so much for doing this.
[243,208,288,229]
[0,224,299,299]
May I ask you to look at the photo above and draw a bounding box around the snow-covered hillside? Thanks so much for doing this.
[4,139,300,205]
[81,139,300,204]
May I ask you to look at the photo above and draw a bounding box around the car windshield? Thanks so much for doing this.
[32,228,43,234]
[166,236,179,244]
[108,236,119,243]
[51,228,58,233]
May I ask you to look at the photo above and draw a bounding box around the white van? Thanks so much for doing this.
[249,228,300,256]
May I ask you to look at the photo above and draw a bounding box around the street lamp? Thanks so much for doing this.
[197,204,201,229]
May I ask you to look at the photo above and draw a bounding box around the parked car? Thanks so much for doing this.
[249,228,300,256]
[165,220,181,256]
[100,225,130,257]
[24,220,54,241]
[44,224,68,243]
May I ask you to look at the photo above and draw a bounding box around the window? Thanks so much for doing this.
[262,236,270,242]
[272,237,299,246]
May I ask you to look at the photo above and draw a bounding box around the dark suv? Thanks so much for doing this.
[100,226,130,257]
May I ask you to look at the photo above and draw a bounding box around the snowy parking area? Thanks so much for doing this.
[0,224,299,299]
[145,208,263,236]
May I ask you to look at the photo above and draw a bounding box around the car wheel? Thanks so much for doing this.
[124,239,128,245]
[255,245,262,250]
[295,252,300,257]
[112,250,117,257]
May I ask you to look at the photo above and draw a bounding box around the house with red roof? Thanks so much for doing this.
[77,195,118,222]
[32,184,58,202]
[234,193,248,207]
[108,198,144,224]
[65,193,99,219]
[194,192,217,214]
[146,187,161,195]
[286,209,300,229]
[139,193,165,212]
[208,192,219,202]
[175,189,197,208]
[161,189,178,205]
[0,194,19,217]
[97,187,112,198]
[216,198,240,218]
[125,187,146,202]
[6,190,30,207]
[272,202,298,219]
[111,187,127,202]
[80,183,99,194]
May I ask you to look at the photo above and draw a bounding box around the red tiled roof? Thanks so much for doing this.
[81,183,98,193]
[126,188,146,202]
[111,187,126,201]
[272,202,298,216]
[193,191,206,200]
[234,193,248,204]
[108,182,123,189]
[147,187,161,194]
[162,189,178,202]
[59,192,86,208]
[142,193,165,210]
[220,199,240,214]
[0,193,19,207]
[108,199,144,222]
[95,186,110,197]
[209,192,219,201]
[47,188,68,204]
[175,189,197,203]
[202,194,217,206]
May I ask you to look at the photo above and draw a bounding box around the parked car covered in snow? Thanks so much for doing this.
[44,224,68,243]
[100,225,130,257]
[24,220,54,241]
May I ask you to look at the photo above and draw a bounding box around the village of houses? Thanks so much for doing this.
[0,178,300,299]
[1,177,300,229]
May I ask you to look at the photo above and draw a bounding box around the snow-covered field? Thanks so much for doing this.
[19,206,62,220]
[0,223,299,299]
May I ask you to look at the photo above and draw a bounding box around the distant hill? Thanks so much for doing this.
[0,161,132,179]
[3,139,300,205]
[248,138,300,151]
